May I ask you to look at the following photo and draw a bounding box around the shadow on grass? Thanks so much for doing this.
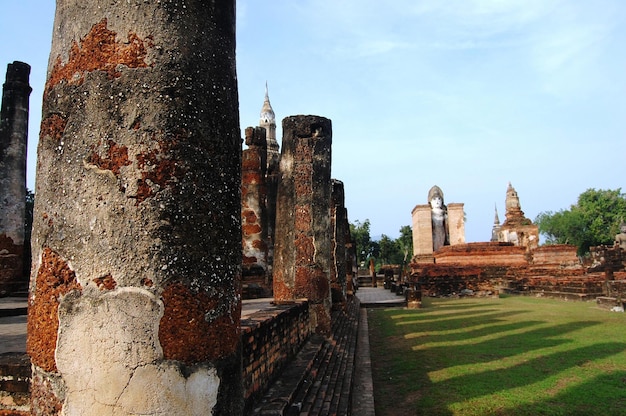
[395,309,531,330]
[432,342,626,401]
[370,302,623,416]
[506,370,626,416]
[411,321,603,367]
[404,319,544,343]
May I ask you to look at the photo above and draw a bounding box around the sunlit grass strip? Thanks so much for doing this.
[369,296,626,416]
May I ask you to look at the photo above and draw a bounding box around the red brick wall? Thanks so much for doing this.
[241,301,311,407]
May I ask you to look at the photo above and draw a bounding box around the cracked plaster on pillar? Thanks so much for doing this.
[56,287,219,416]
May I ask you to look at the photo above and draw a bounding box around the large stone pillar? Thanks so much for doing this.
[447,203,465,246]
[330,179,347,306]
[0,61,31,295]
[273,115,332,335]
[411,204,434,263]
[27,2,242,415]
[241,126,268,286]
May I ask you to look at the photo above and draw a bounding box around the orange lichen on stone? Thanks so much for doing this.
[252,239,267,250]
[134,134,185,204]
[295,234,314,264]
[159,282,240,363]
[294,205,311,231]
[272,280,293,302]
[242,223,262,235]
[242,209,257,225]
[294,164,312,196]
[39,114,67,142]
[45,18,153,94]
[27,248,82,372]
[295,140,313,163]
[30,373,63,416]
[295,267,329,302]
[93,274,116,290]
[87,140,131,176]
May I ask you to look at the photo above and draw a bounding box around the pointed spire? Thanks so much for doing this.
[260,82,275,124]
[494,204,500,225]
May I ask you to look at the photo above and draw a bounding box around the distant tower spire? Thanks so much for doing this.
[259,82,279,172]
[494,204,500,226]
[491,204,501,242]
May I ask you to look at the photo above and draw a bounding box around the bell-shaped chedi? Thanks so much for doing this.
[497,182,539,250]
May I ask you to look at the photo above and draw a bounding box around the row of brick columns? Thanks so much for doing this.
[22,1,353,415]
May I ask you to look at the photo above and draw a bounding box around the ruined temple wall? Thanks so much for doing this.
[0,62,31,295]
[241,301,311,410]
[28,2,243,414]
[411,204,433,260]
[242,126,268,282]
[447,203,465,245]
[531,245,580,268]
[273,115,333,335]
[434,242,527,267]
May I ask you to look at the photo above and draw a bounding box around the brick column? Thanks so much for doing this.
[27,2,242,415]
[447,203,465,246]
[241,126,268,285]
[411,204,434,262]
[331,179,347,306]
[273,115,332,335]
[0,61,31,295]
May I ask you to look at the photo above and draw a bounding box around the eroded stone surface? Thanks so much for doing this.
[56,288,219,416]
[273,115,332,334]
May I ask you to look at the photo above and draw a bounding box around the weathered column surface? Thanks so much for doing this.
[241,126,268,284]
[330,179,347,306]
[0,61,31,295]
[273,115,332,335]
[27,2,242,415]
[411,204,434,263]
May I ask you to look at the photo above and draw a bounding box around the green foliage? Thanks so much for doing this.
[535,188,626,255]
[350,219,376,267]
[350,221,414,270]
[369,296,626,416]
[397,225,413,263]
[378,234,396,264]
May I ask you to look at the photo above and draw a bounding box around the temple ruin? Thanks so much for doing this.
[493,182,539,251]
[409,183,625,302]
[411,185,465,263]
[2,2,625,415]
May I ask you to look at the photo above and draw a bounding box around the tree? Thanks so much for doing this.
[535,188,626,255]
[397,225,413,264]
[378,234,396,264]
[350,219,376,267]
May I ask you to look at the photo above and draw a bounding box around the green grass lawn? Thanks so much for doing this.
[368,295,626,416]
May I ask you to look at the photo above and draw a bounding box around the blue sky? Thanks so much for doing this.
[2,0,625,242]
